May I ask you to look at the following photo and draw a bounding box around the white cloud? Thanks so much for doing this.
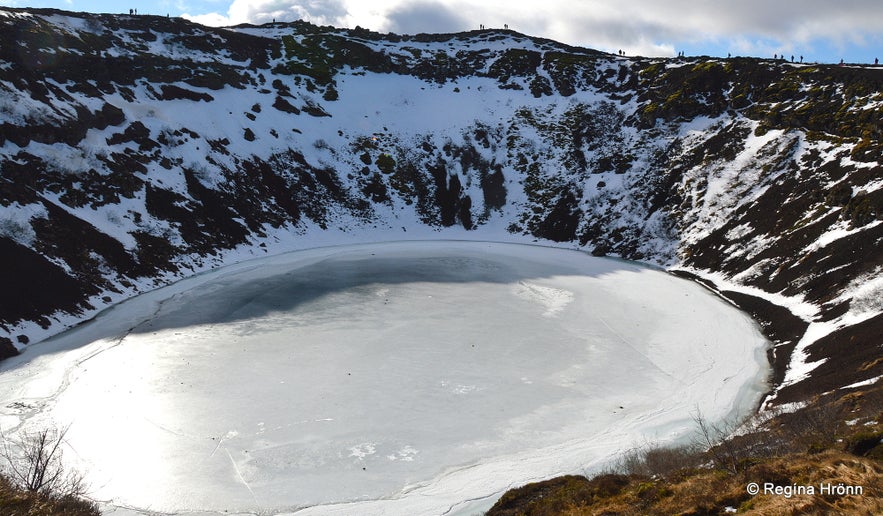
[182,0,883,58]
[382,1,467,35]
[184,0,349,27]
[184,11,235,26]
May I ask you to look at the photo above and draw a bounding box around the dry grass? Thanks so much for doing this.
[488,389,883,516]
[515,451,882,516]
[735,453,883,516]
[0,473,99,515]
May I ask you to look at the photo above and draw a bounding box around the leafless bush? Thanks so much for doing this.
[1,425,89,499]
[782,402,841,449]
[612,441,704,478]
[692,411,749,473]
[644,444,704,475]
[608,403,857,482]
[690,408,799,473]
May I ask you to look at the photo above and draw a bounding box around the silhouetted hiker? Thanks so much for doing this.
[876,58,879,66]
[839,58,844,66]
[800,55,804,63]
[129,9,133,15]
[727,53,731,58]
[504,24,508,29]
[774,53,777,60]
[791,55,794,62]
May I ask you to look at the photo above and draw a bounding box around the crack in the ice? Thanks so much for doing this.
[596,315,686,385]
[226,447,259,504]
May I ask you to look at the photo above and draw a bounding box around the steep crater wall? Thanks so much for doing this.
[0,8,881,407]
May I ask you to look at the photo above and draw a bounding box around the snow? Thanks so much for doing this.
[807,219,883,253]
[0,201,46,246]
[0,79,70,126]
[679,123,793,251]
[38,14,97,34]
[779,323,832,386]
[0,241,769,515]
[839,268,883,317]
[0,10,32,18]
[678,266,820,321]
[841,375,882,390]
[0,15,878,512]
[772,262,883,391]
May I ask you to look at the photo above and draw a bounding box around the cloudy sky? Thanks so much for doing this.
[3,0,882,63]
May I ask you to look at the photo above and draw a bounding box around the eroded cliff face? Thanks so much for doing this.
[0,8,881,403]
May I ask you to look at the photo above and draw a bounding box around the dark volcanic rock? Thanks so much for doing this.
[775,314,883,405]
[0,236,95,327]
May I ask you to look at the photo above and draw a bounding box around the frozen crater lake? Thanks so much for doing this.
[0,241,768,515]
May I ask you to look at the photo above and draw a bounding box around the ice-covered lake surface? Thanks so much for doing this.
[0,241,769,515]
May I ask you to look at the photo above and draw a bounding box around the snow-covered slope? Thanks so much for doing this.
[0,7,881,407]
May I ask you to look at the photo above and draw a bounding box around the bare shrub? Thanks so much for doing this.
[690,409,795,473]
[1,425,88,499]
[643,444,704,475]
[782,402,841,451]
[612,441,703,478]
[691,411,740,473]
[722,407,793,459]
